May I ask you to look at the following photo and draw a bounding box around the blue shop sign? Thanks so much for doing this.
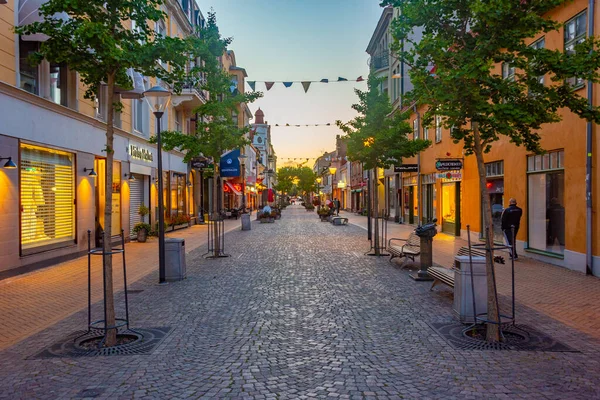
[220,149,241,177]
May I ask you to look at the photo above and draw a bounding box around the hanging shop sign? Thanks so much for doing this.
[435,159,463,171]
[437,171,462,180]
[394,164,419,173]
[220,149,241,177]
[129,144,154,162]
[191,158,208,169]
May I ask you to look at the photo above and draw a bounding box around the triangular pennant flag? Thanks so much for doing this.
[320,79,329,83]
[283,82,293,88]
[248,81,256,91]
[301,81,311,93]
[265,82,275,91]
[275,124,279,126]
[285,123,290,126]
[326,123,331,126]
[337,77,348,81]
[356,76,364,82]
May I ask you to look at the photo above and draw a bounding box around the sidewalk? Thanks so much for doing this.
[340,210,600,340]
[0,217,241,351]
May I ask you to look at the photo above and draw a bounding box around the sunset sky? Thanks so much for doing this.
[204,0,384,164]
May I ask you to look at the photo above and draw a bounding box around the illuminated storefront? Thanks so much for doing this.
[20,143,75,255]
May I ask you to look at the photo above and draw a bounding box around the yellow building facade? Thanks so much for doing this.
[0,0,206,275]
[397,0,599,275]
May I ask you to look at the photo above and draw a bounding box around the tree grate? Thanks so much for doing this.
[428,322,578,352]
[28,327,172,359]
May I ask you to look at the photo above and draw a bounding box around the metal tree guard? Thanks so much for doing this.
[203,214,230,258]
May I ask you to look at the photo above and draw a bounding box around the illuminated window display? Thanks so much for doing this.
[20,143,75,254]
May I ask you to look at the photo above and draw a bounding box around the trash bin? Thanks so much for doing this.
[165,238,186,281]
[453,255,488,323]
[241,213,251,231]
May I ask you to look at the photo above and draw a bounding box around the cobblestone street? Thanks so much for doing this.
[1,206,600,399]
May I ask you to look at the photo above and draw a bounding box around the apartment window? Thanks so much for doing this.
[565,11,587,88]
[134,99,144,133]
[156,19,167,68]
[502,62,515,81]
[435,116,442,143]
[19,39,39,95]
[96,85,108,121]
[530,38,546,86]
[423,125,429,141]
[231,111,238,126]
[413,119,419,139]
[49,63,69,106]
[175,110,183,132]
[485,161,504,178]
[527,150,565,255]
[20,143,75,255]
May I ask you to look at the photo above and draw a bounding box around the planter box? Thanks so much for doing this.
[171,223,189,231]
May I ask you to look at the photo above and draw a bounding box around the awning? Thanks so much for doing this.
[19,0,68,42]
[224,181,242,196]
[117,69,145,99]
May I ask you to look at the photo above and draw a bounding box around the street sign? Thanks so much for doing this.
[394,164,419,173]
[191,158,207,169]
[435,159,463,171]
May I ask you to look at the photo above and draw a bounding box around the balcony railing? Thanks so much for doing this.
[182,76,208,102]
[370,50,389,70]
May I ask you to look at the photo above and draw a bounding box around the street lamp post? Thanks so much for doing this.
[144,85,172,284]
[238,154,247,212]
[315,177,322,204]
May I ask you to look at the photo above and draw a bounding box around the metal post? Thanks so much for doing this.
[155,111,166,284]
[121,230,130,330]
[87,230,92,331]
[367,171,372,241]
[586,0,595,276]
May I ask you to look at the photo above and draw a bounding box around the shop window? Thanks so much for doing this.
[19,39,40,95]
[527,151,565,255]
[20,144,75,254]
[564,11,587,88]
[94,160,122,237]
[170,173,186,215]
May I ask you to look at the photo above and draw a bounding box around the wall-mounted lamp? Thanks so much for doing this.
[0,157,17,169]
[125,173,136,181]
[83,167,97,177]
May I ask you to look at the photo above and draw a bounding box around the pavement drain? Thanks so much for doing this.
[428,322,578,352]
[28,327,172,359]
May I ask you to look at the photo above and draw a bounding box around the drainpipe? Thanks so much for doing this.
[586,0,595,275]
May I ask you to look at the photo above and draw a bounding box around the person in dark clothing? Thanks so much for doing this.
[501,198,523,260]
[334,198,340,216]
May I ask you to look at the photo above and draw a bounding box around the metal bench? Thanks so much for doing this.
[388,232,421,263]
[330,217,348,226]
[428,247,487,291]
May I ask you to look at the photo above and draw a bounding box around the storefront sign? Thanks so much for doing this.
[220,149,241,177]
[191,158,208,169]
[437,171,462,180]
[435,159,463,171]
[394,164,419,173]
[129,144,154,162]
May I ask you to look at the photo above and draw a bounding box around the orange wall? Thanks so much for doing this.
[0,2,16,85]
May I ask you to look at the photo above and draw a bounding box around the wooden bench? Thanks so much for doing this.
[331,217,348,226]
[428,247,487,291]
[388,232,421,264]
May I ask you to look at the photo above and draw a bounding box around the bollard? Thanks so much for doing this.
[410,219,437,281]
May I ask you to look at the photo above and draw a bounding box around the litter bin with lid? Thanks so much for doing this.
[241,213,251,231]
[165,238,186,281]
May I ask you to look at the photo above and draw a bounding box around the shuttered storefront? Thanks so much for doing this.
[129,174,144,238]
[20,143,75,254]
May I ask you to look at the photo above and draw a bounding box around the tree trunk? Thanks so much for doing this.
[373,168,380,256]
[212,166,220,256]
[473,124,501,343]
[103,73,117,347]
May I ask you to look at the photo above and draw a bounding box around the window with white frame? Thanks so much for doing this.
[502,62,515,81]
[175,110,183,132]
[413,119,419,139]
[564,11,587,88]
[134,99,144,133]
[423,125,429,141]
[96,85,108,121]
[530,37,546,86]
[435,116,442,143]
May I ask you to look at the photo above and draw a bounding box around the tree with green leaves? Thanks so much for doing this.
[158,12,262,256]
[337,73,430,255]
[275,166,297,195]
[385,0,600,341]
[16,0,191,347]
[295,166,318,198]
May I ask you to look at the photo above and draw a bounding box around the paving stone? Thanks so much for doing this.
[0,206,599,399]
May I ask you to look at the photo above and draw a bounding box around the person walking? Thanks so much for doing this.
[501,198,523,260]
[334,198,340,216]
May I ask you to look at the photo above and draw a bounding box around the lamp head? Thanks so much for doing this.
[143,85,172,114]
[126,173,136,181]
[84,167,97,177]
[316,177,322,184]
[328,167,337,175]
[2,157,17,169]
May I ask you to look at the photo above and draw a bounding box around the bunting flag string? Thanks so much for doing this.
[272,123,335,127]
[246,76,365,93]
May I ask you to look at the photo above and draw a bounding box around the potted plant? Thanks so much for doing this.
[318,206,331,221]
[304,204,315,212]
[133,222,151,242]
